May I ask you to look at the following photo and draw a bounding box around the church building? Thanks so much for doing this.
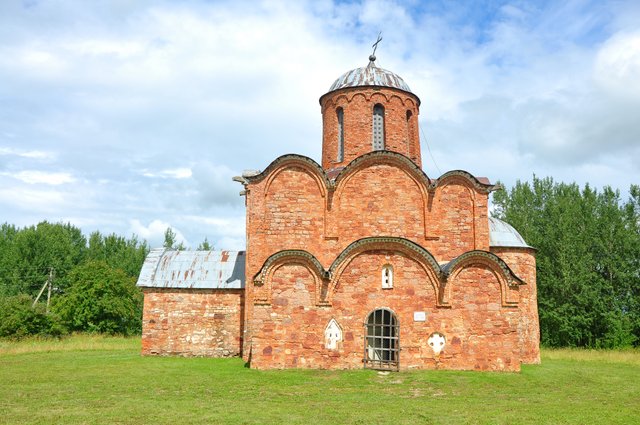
[137,55,540,372]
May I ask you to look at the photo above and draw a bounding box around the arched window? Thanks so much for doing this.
[372,104,385,150]
[337,107,344,162]
[364,308,399,370]
[381,264,393,289]
[406,110,413,155]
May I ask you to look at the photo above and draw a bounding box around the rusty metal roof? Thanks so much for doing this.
[136,248,245,289]
[489,217,532,249]
[326,60,415,96]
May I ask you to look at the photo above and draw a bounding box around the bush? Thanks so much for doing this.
[0,295,65,338]
[54,261,143,336]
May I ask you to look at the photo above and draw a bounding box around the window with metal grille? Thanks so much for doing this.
[337,107,344,161]
[364,308,399,370]
[372,104,385,150]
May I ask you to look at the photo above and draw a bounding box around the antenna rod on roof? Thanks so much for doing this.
[370,31,382,63]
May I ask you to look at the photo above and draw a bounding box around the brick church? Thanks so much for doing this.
[137,54,540,372]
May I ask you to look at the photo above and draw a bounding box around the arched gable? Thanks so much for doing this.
[442,250,524,306]
[334,150,430,191]
[257,155,329,199]
[332,151,431,239]
[246,155,329,242]
[252,250,327,305]
[325,237,443,306]
[429,170,498,193]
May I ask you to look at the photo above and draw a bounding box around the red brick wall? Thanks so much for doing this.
[247,249,521,371]
[243,156,498,365]
[141,288,244,357]
[491,247,540,364]
[245,157,491,277]
[321,87,421,169]
[336,163,425,241]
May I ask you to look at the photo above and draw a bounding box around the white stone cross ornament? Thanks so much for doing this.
[324,319,342,350]
[427,332,446,355]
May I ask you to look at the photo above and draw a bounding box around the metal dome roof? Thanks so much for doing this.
[326,60,414,95]
[489,217,533,249]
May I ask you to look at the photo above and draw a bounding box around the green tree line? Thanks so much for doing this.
[493,177,640,348]
[0,222,150,338]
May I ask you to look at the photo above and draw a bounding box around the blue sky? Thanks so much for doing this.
[1,0,639,249]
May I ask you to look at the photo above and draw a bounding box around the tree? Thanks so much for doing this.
[197,237,212,250]
[1,222,86,297]
[54,261,143,335]
[86,231,149,277]
[163,227,185,250]
[0,294,64,338]
[493,177,640,347]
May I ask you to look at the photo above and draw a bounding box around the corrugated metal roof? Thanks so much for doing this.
[327,61,413,95]
[136,248,245,289]
[489,217,532,248]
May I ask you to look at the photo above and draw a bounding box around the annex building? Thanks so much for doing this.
[137,55,540,371]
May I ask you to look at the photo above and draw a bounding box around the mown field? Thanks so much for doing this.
[1,335,639,424]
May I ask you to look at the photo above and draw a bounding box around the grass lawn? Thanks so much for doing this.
[1,336,639,424]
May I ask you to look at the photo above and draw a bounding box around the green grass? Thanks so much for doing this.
[1,336,639,424]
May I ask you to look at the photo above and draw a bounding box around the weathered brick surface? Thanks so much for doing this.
[490,247,540,364]
[141,288,243,357]
[320,87,421,168]
[248,250,521,371]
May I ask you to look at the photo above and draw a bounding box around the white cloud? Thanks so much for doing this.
[594,31,640,99]
[141,167,192,179]
[0,0,639,248]
[4,170,75,185]
[0,147,54,160]
[128,219,188,248]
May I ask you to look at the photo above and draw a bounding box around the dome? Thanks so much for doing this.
[326,61,415,96]
[489,217,533,248]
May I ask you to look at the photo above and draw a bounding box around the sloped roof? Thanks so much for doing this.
[136,248,245,289]
[489,217,532,249]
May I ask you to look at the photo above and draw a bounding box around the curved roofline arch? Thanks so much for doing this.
[252,249,328,285]
[244,154,331,189]
[442,250,525,287]
[326,236,443,305]
[430,170,498,194]
[334,150,431,187]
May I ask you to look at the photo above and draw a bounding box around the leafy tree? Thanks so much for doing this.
[163,227,185,250]
[0,295,64,338]
[197,237,212,250]
[1,222,86,297]
[86,231,149,277]
[493,177,640,348]
[54,261,143,335]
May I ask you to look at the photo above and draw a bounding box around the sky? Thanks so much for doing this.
[1,0,639,250]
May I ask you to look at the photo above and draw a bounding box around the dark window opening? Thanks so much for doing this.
[364,308,399,370]
[372,104,385,150]
[337,107,344,162]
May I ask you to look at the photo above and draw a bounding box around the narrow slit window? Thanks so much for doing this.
[337,107,344,162]
[406,110,413,156]
[372,104,385,150]
[382,265,393,289]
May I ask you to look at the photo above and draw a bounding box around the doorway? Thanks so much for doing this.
[364,308,399,370]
